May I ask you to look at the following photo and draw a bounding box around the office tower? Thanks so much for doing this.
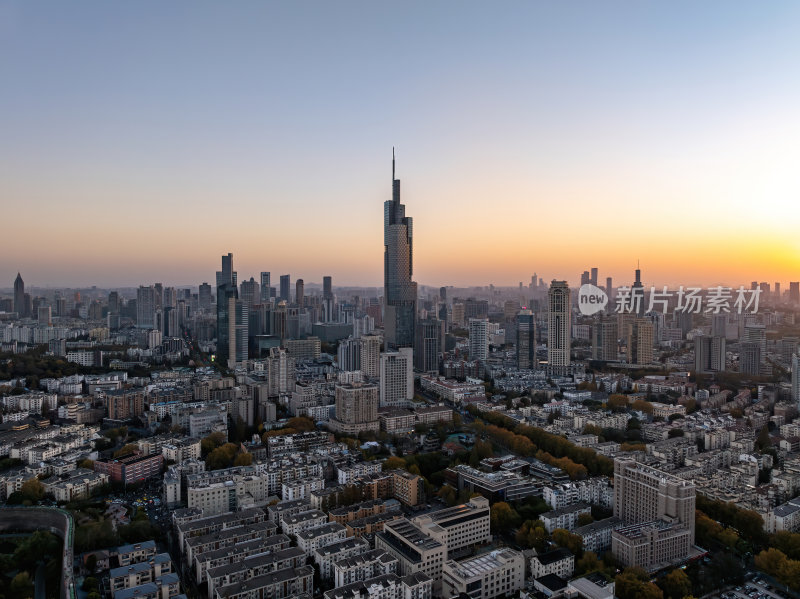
[743,324,766,363]
[439,287,447,301]
[740,342,761,375]
[547,281,572,372]
[451,303,465,328]
[330,383,380,434]
[337,337,362,372]
[295,279,304,307]
[606,277,613,299]
[360,334,382,379]
[503,300,520,322]
[792,354,799,406]
[711,314,727,338]
[279,275,291,303]
[590,267,598,287]
[216,253,238,359]
[260,272,271,303]
[273,301,288,343]
[353,314,375,338]
[626,318,654,365]
[780,338,799,363]
[37,306,51,326]
[592,317,618,361]
[162,287,177,309]
[631,264,645,316]
[136,286,157,329]
[468,318,489,361]
[379,347,414,408]
[790,282,800,305]
[516,310,536,369]
[383,150,418,349]
[13,273,25,317]
[464,299,489,320]
[199,283,212,312]
[107,291,119,315]
[228,297,249,366]
[775,282,781,302]
[415,318,444,373]
[580,271,590,286]
[612,458,696,570]
[759,282,770,300]
[240,277,259,308]
[323,276,333,300]
[695,335,725,373]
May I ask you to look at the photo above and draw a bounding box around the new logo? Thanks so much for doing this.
[578,284,608,315]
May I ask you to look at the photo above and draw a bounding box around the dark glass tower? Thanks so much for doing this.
[13,273,25,317]
[383,149,417,349]
[216,253,237,361]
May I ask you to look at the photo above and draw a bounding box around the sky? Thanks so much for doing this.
[2,1,799,290]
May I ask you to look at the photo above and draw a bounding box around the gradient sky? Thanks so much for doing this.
[2,1,799,290]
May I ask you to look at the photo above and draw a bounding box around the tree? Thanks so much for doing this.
[78,458,95,469]
[616,568,663,599]
[668,428,684,438]
[659,568,691,599]
[577,513,594,527]
[383,457,407,471]
[437,485,457,507]
[10,571,34,599]
[515,520,549,552]
[19,478,45,503]
[201,431,227,456]
[113,443,138,458]
[551,528,583,557]
[756,425,772,450]
[85,553,97,573]
[287,416,315,432]
[490,502,521,535]
[233,452,253,466]
[575,551,603,576]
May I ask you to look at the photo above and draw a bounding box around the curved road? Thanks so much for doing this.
[0,507,76,599]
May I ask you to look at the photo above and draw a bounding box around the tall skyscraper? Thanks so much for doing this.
[516,310,536,369]
[792,353,799,406]
[216,253,238,360]
[790,282,799,305]
[199,283,212,312]
[260,272,271,303]
[295,279,304,307]
[323,276,333,299]
[383,150,417,350]
[240,277,259,308]
[468,318,489,362]
[136,285,157,329]
[415,318,444,373]
[379,347,414,408]
[228,297,249,366]
[631,263,645,316]
[280,275,291,303]
[547,281,572,373]
[13,273,25,317]
[590,267,598,287]
[360,334,382,379]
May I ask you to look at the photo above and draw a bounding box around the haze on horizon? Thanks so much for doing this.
[2,1,799,290]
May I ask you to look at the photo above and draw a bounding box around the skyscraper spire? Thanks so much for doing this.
[392,147,395,182]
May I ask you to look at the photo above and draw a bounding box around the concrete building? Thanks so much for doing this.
[380,348,414,408]
[469,318,489,362]
[330,382,380,435]
[411,496,491,554]
[530,547,574,580]
[547,281,571,373]
[375,519,446,586]
[441,549,525,599]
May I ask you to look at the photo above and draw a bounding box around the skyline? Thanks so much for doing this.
[2,1,800,288]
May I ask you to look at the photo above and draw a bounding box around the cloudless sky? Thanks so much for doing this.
[2,1,799,289]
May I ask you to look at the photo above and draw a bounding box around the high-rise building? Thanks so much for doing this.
[631,264,645,316]
[199,283,212,312]
[591,318,618,362]
[743,324,766,364]
[516,310,536,369]
[228,297,249,366]
[590,267,599,287]
[360,335,382,379]
[330,383,380,435]
[137,286,157,329]
[790,282,800,305]
[611,458,696,569]
[260,272,271,303]
[383,150,417,349]
[13,273,25,317]
[240,277,259,308]
[108,291,120,315]
[379,348,414,408]
[740,342,762,375]
[280,275,291,303]
[216,253,238,359]
[414,318,444,373]
[626,318,653,365]
[468,318,489,362]
[792,354,799,406]
[606,277,613,300]
[775,282,781,302]
[295,279,304,307]
[695,335,726,374]
[547,281,571,373]
[337,337,362,372]
[580,271,590,286]
[323,276,333,300]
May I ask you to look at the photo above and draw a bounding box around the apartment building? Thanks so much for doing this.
[213,565,313,599]
[411,496,491,553]
[441,549,525,599]
[375,519,446,587]
[540,502,591,533]
[314,537,371,580]
[334,549,399,588]
[323,573,432,599]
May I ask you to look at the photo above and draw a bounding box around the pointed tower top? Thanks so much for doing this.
[392,147,396,181]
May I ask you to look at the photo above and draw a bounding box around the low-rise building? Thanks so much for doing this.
[441,549,525,599]
[530,547,574,580]
[540,502,591,533]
